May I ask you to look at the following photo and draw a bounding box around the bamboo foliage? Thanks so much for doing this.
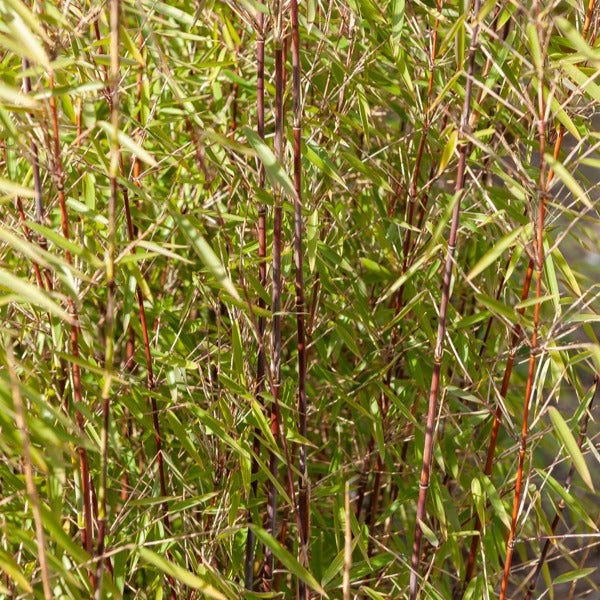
[0,2,597,599]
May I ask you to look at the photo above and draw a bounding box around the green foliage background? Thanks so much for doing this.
[0,0,599,598]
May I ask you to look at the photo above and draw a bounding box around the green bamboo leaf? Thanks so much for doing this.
[549,406,594,491]
[545,155,591,208]
[249,525,328,596]
[526,23,542,71]
[5,12,50,68]
[551,245,581,297]
[556,18,600,63]
[0,81,39,109]
[467,225,528,281]
[138,548,227,599]
[553,567,596,585]
[305,141,346,187]
[361,257,393,281]
[476,293,516,324]
[244,127,297,201]
[0,176,35,198]
[479,475,511,530]
[0,550,32,593]
[170,211,240,300]
[120,24,145,66]
[39,503,90,566]
[437,129,458,176]
[0,227,52,269]
[418,519,439,548]
[545,86,581,141]
[136,241,193,264]
[0,268,72,322]
[307,208,318,272]
[98,121,157,167]
[561,62,600,104]
[27,221,103,268]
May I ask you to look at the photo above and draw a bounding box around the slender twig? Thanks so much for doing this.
[499,4,547,596]
[524,375,598,599]
[95,0,119,594]
[93,15,175,597]
[343,479,352,600]
[245,1,266,591]
[357,0,445,526]
[409,1,481,597]
[20,59,52,291]
[291,0,309,594]
[48,69,94,560]
[7,347,52,600]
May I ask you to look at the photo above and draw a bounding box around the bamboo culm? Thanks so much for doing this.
[409,0,481,597]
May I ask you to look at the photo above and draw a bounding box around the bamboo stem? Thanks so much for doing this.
[48,69,94,562]
[93,16,175,597]
[7,347,52,600]
[245,2,266,589]
[357,0,445,528]
[498,4,547,596]
[290,0,309,594]
[94,0,119,594]
[409,1,481,596]
[263,27,284,591]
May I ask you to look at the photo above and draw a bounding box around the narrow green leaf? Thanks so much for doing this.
[556,18,600,63]
[39,504,90,566]
[0,549,32,593]
[437,129,458,176]
[170,211,240,300]
[138,548,227,599]
[249,525,328,596]
[553,567,596,585]
[0,268,72,322]
[0,176,35,198]
[307,208,318,272]
[418,519,439,548]
[545,154,591,208]
[98,121,157,167]
[361,257,393,281]
[0,81,39,109]
[526,23,542,71]
[245,127,297,201]
[467,225,527,281]
[6,13,50,68]
[476,293,516,324]
[549,406,594,491]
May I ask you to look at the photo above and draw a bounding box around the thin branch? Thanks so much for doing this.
[95,0,119,594]
[7,347,52,600]
[245,1,266,590]
[409,0,481,597]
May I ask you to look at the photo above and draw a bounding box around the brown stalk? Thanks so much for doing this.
[524,375,598,599]
[291,0,309,594]
[95,0,119,594]
[408,0,481,597]
[7,347,52,600]
[357,0,445,528]
[464,0,597,590]
[48,69,94,559]
[21,59,53,291]
[244,1,266,590]
[498,4,547,596]
[263,28,284,590]
[93,16,175,598]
